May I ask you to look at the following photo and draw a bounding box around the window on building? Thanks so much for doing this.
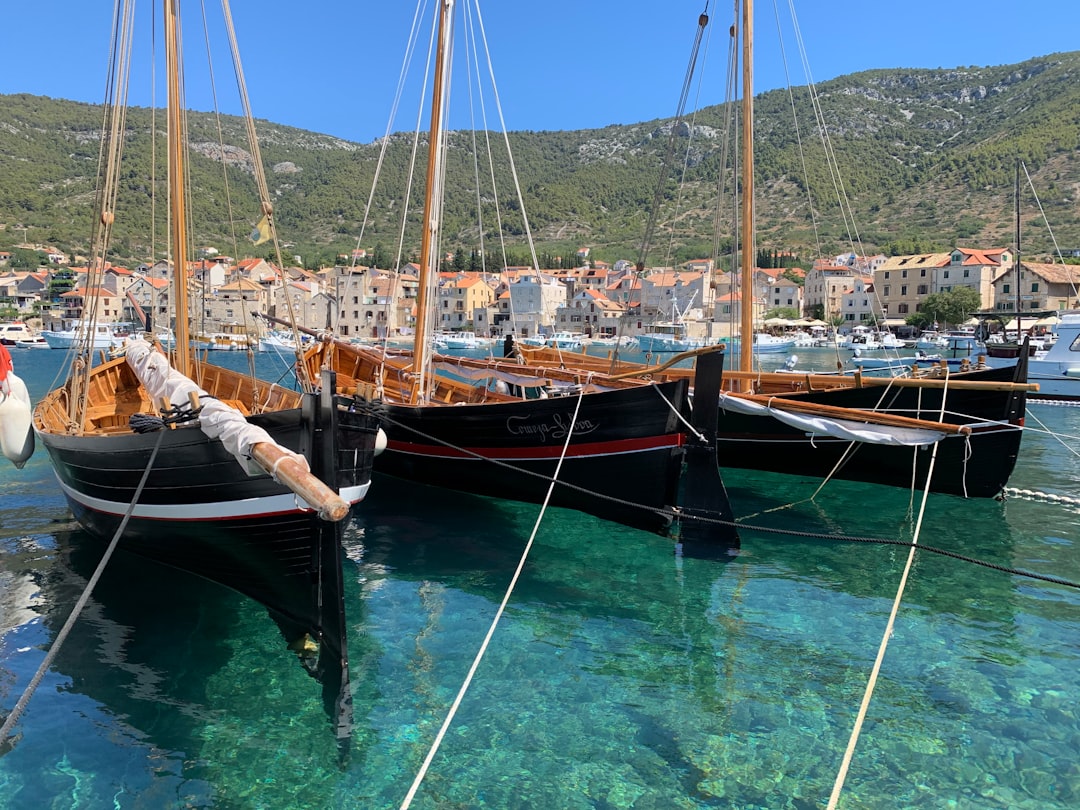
[1003,284,1010,294]
[901,285,907,296]
[1031,283,1040,293]
[918,285,928,295]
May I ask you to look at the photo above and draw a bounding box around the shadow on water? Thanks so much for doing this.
[21,528,362,762]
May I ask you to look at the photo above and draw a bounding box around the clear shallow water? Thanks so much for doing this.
[1,347,1079,808]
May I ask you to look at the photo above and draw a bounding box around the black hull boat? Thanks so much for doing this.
[714,358,1029,498]
[339,348,737,546]
[507,344,1030,498]
[370,380,690,535]
[34,352,381,746]
[37,384,380,637]
[7,0,385,753]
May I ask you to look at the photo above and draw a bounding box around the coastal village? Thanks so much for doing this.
[1,242,1076,343]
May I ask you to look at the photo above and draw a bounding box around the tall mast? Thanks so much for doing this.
[410,0,454,404]
[1014,159,1022,343]
[738,0,754,385]
[164,0,190,374]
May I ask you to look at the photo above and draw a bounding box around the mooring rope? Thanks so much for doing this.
[0,428,166,748]
[398,384,587,810]
[1029,397,1080,408]
[826,391,947,809]
[347,399,1080,589]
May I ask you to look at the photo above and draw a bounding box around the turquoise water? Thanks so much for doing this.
[1,347,1079,808]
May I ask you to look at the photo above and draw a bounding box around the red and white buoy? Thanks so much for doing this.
[0,343,34,468]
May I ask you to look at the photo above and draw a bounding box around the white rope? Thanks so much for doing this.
[656,385,707,442]
[398,383,587,809]
[826,385,948,809]
[0,427,166,746]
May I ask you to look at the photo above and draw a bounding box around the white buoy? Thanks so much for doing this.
[0,371,34,468]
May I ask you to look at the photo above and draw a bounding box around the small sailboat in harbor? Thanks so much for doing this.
[505,0,1032,501]
[24,0,383,742]
[269,0,741,548]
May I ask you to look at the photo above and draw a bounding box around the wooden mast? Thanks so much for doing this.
[1014,159,1022,344]
[164,0,190,375]
[738,0,755,388]
[410,0,454,404]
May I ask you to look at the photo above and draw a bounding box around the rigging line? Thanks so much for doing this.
[356,0,429,249]
[734,512,1080,588]
[637,11,710,268]
[1021,160,1077,298]
[827,377,948,810]
[783,0,866,260]
[462,2,487,276]
[220,0,311,391]
[470,0,542,276]
[199,0,264,398]
[399,383,588,810]
[770,0,821,258]
[664,13,715,269]
[375,0,436,367]
[462,3,520,332]
[0,427,167,748]
[710,5,738,344]
[1021,408,1080,458]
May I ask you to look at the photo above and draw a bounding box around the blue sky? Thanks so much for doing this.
[2,0,1076,144]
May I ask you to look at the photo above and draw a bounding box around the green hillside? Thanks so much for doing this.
[1,51,1078,270]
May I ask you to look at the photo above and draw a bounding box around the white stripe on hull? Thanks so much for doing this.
[55,476,370,521]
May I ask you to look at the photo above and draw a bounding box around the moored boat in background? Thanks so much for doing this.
[0,322,37,346]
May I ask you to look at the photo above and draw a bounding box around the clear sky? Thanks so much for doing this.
[2,0,1076,145]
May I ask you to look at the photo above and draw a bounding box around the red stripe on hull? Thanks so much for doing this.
[386,433,684,460]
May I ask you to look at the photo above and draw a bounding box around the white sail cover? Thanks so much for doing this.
[717,392,948,446]
[125,338,302,475]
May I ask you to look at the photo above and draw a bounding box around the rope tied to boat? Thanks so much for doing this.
[652,382,707,442]
[0,427,167,750]
[399,384,588,810]
[826,366,951,809]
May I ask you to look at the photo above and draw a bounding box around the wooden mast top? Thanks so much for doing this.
[164,0,191,375]
[410,0,454,404]
[738,0,754,389]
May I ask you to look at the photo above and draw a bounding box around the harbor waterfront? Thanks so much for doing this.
[2,347,1080,808]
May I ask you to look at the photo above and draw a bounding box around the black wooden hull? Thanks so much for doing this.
[715,364,1028,497]
[37,402,380,637]
[370,381,691,534]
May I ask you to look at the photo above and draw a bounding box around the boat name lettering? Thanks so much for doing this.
[505,413,600,442]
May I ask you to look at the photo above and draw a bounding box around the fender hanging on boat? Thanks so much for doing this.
[0,344,34,468]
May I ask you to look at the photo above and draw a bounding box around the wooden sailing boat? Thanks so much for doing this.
[285,0,740,547]
[492,1,1031,500]
[29,0,382,741]
[254,0,1028,546]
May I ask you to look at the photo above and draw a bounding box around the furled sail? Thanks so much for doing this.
[717,391,949,446]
